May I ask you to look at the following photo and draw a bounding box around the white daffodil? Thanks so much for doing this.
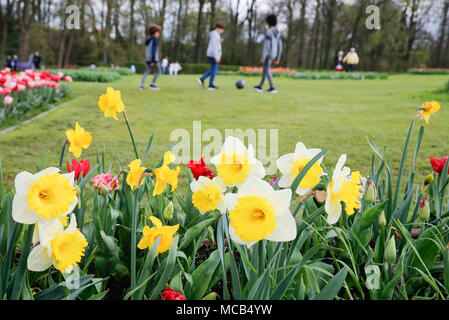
[27,214,88,273]
[190,176,227,214]
[224,176,296,248]
[12,167,78,225]
[210,136,265,186]
[277,142,325,195]
[324,154,362,224]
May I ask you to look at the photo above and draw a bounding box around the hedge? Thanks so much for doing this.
[125,62,240,74]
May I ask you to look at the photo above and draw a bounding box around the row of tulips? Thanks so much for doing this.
[0,68,71,126]
[0,87,446,299]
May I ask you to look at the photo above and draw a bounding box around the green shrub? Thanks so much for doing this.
[125,62,240,74]
[408,68,449,75]
[47,69,122,82]
[237,70,388,80]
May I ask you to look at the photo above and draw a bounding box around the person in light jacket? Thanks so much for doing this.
[196,22,225,90]
[343,47,359,72]
[253,14,282,93]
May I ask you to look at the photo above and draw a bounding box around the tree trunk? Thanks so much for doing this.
[57,29,66,68]
[17,0,33,61]
[435,0,449,66]
[297,0,307,68]
[284,0,294,67]
[193,0,206,62]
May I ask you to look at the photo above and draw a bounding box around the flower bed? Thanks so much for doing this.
[0,89,446,300]
[0,68,71,128]
[408,68,449,75]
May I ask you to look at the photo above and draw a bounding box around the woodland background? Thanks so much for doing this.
[0,0,448,71]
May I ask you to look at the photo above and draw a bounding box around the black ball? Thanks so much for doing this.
[235,79,245,89]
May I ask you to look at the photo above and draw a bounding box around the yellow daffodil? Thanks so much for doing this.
[137,216,179,255]
[98,87,125,120]
[210,136,265,186]
[153,151,180,196]
[65,122,92,158]
[27,214,87,273]
[277,142,325,195]
[12,168,78,225]
[126,159,146,190]
[190,176,227,214]
[224,176,296,248]
[324,154,362,224]
[419,101,440,124]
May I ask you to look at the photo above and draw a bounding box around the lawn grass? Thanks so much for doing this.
[1,74,448,193]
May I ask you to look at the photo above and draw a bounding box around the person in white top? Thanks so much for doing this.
[161,56,169,74]
[169,61,182,76]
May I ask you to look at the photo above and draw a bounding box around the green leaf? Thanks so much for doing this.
[312,267,348,300]
[179,217,216,250]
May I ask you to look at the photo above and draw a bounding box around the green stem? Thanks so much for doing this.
[58,140,68,170]
[130,193,139,290]
[10,224,35,300]
[123,111,139,159]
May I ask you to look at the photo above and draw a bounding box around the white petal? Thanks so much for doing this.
[12,193,38,224]
[224,193,238,211]
[238,176,273,197]
[38,218,64,244]
[269,189,292,217]
[62,171,76,186]
[308,148,323,164]
[14,171,34,195]
[212,176,227,192]
[61,195,78,218]
[248,158,265,180]
[27,245,52,272]
[335,154,347,171]
[210,154,220,167]
[276,153,295,175]
[33,167,59,180]
[294,142,308,158]
[278,175,294,189]
[197,175,212,188]
[222,136,247,155]
[324,187,342,224]
[190,180,200,193]
[229,225,256,248]
[266,210,297,242]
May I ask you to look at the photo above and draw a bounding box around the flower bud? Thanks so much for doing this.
[163,201,174,220]
[384,235,397,265]
[419,196,430,220]
[424,173,434,186]
[364,179,376,203]
[378,210,386,228]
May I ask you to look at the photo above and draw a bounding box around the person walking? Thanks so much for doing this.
[196,22,226,90]
[253,14,282,94]
[139,24,162,91]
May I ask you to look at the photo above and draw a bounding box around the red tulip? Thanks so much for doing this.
[187,157,214,180]
[430,156,449,175]
[161,287,186,300]
[67,158,90,180]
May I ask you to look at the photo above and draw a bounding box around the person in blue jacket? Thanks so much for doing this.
[140,24,162,91]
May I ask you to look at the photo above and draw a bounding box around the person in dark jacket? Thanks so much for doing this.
[139,25,162,91]
[33,51,42,69]
[5,55,12,69]
[11,55,19,71]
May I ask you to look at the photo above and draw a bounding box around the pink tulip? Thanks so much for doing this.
[92,172,119,193]
[3,95,13,105]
